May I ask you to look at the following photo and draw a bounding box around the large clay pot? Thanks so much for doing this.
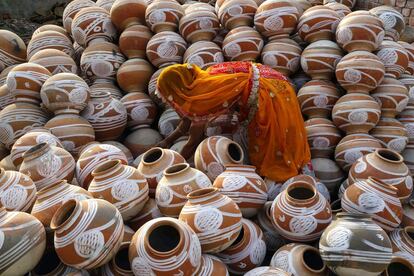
[145,0,184,33]
[196,254,230,276]
[27,31,74,60]
[348,149,413,201]
[325,2,351,19]
[371,117,408,153]
[51,198,124,269]
[270,243,327,275]
[300,40,343,80]
[216,218,266,275]
[179,5,220,43]
[0,168,37,212]
[371,77,408,118]
[375,40,409,79]
[305,118,342,159]
[245,267,290,276]
[371,5,405,42]
[218,0,257,30]
[146,31,187,68]
[62,0,95,34]
[0,30,26,71]
[0,208,46,275]
[119,25,152,59]
[324,0,355,9]
[335,51,385,94]
[29,49,78,75]
[222,26,264,61]
[19,143,75,191]
[399,41,414,75]
[319,212,392,276]
[110,0,147,31]
[120,92,157,131]
[389,227,414,264]
[116,58,154,93]
[179,187,242,253]
[127,198,163,231]
[336,11,385,53]
[183,41,224,70]
[123,127,163,158]
[311,157,345,195]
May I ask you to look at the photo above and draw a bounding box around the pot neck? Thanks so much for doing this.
[92,160,124,180]
[50,199,79,231]
[142,147,165,166]
[144,219,184,258]
[374,149,403,164]
[187,187,221,203]
[23,142,51,161]
[285,182,318,206]
[90,91,111,102]
[163,163,190,177]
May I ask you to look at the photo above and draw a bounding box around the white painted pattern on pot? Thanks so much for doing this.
[146,31,187,68]
[62,0,96,34]
[27,31,75,60]
[222,27,264,61]
[254,4,299,38]
[0,170,36,212]
[389,228,414,264]
[218,0,257,30]
[145,1,183,33]
[179,9,219,43]
[6,70,50,104]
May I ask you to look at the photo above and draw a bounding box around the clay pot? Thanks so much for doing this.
[0,30,26,71]
[92,79,124,99]
[116,58,154,93]
[51,198,124,269]
[222,26,264,61]
[336,11,385,53]
[0,65,16,86]
[218,0,257,30]
[371,117,408,153]
[183,41,224,70]
[99,242,132,275]
[195,136,244,181]
[402,200,414,227]
[31,180,92,228]
[0,155,16,171]
[179,5,220,43]
[375,40,409,79]
[371,77,408,118]
[146,31,187,68]
[124,127,163,158]
[282,174,331,202]
[32,24,70,40]
[96,0,115,11]
[245,267,290,276]
[128,217,202,275]
[335,51,385,94]
[145,0,184,33]
[104,140,134,165]
[76,143,128,189]
[0,84,14,109]
[254,0,299,40]
[0,208,46,275]
[29,49,78,75]
[332,93,381,134]
[128,198,163,231]
[297,80,341,119]
[216,218,266,275]
[110,0,147,31]
[0,168,36,212]
[196,254,229,276]
[371,5,405,42]
[147,68,165,107]
[261,38,302,76]
[119,25,152,59]
[270,243,327,275]
[300,40,344,80]
[27,31,74,60]
[348,149,413,201]
[335,133,383,172]
[399,41,414,75]
[325,2,351,19]
[157,108,179,137]
[62,0,95,34]
[319,212,392,275]
[381,256,414,276]
[324,0,356,8]
[389,227,414,264]
[120,92,157,131]
[311,157,345,195]
[156,163,212,217]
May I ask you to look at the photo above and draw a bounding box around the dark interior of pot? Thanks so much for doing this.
[378,149,401,162]
[188,187,216,198]
[228,143,242,162]
[231,227,244,247]
[33,249,60,274]
[165,163,187,174]
[115,246,131,271]
[387,261,412,275]
[24,142,46,157]
[144,148,162,163]
[288,186,315,200]
[149,225,180,252]
[51,200,76,229]
[303,249,325,272]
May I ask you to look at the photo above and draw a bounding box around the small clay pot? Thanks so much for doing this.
[146,31,187,68]
[0,30,26,71]
[281,174,331,202]
[218,0,257,30]
[222,26,264,61]
[261,38,302,76]
[119,25,153,59]
[29,49,78,75]
[123,127,163,158]
[116,58,154,93]
[145,0,184,33]
[381,255,414,276]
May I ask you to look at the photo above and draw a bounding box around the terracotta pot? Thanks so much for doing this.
[389,227,414,264]
[31,25,69,40]
[145,0,184,33]
[110,0,147,31]
[270,243,327,275]
[0,207,46,275]
[381,255,414,276]
[0,65,16,86]
[325,2,351,19]
[124,127,163,158]
[0,155,16,171]
[195,136,244,181]
[0,84,14,109]
[216,218,266,275]
[0,30,26,71]
[371,5,405,42]
[62,0,95,34]
[128,198,163,231]
[99,242,133,275]
[253,0,299,40]
[27,31,74,60]
[399,41,414,75]
[158,108,180,137]
[179,187,242,253]
[371,117,408,153]
[335,51,385,94]
[320,212,392,275]
[196,254,229,276]
[19,143,75,190]
[261,38,302,76]
[311,157,345,195]
[245,267,290,276]
[76,143,128,189]
[104,141,134,165]
[375,40,409,79]
[399,74,414,103]
[29,49,78,75]
[305,118,342,159]
[91,79,124,100]
[300,40,344,80]
[116,58,154,94]
[120,92,157,131]
[119,25,152,59]
[222,26,264,61]
[334,133,383,172]
[146,31,187,68]
[179,5,220,43]
[324,0,355,8]
[332,93,381,134]
[348,148,412,201]
[402,199,414,227]
[183,41,224,70]
[0,168,37,212]
[218,0,257,30]
[371,77,408,118]
[96,0,115,11]
[281,174,331,202]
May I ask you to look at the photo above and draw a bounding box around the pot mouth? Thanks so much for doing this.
[286,181,316,202]
[302,247,326,273]
[32,248,62,275]
[187,187,217,199]
[146,220,182,254]
[226,142,244,163]
[92,159,121,176]
[50,199,78,230]
[164,163,189,176]
[404,226,414,241]
[375,149,403,163]
[142,147,164,165]
[23,142,49,159]
[386,257,414,275]
[113,242,131,272]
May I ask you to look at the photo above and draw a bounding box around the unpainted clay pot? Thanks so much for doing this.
[110,0,147,31]
[123,127,163,158]
[119,24,153,59]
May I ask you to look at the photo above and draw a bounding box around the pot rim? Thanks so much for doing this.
[301,246,326,273]
[163,163,190,176]
[187,187,218,199]
[50,199,78,230]
[375,148,403,164]
[285,181,317,203]
[225,141,244,163]
[112,242,132,273]
[144,218,184,255]
[91,159,122,176]
[142,147,164,165]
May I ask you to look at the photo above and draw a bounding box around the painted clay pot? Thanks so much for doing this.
[178,187,242,253]
[51,198,124,269]
[90,80,123,100]
[270,243,327,275]
[32,25,70,40]
[31,180,92,228]
[194,136,244,181]
[261,38,302,76]
[128,217,202,275]
[81,91,127,141]
[0,168,36,212]
[76,143,128,189]
[137,147,185,197]
[371,77,408,118]
[371,117,408,153]
[27,31,74,60]
[104,141,134,165]
[155,163,212,217]
[0,65,16,85]
[0,84,13,110]
[157,108,180,137]
[335,51,385,94]
[0,208,46,275]
[325,2,351,19]
[371,5,405,42]
[402,200,414,227]
[281,174,331,202]
[196,254,229,276]
[0,155,16,171]
[218,0,257,30]
[62,0,95,34]
[254,0,299,40]
[72,6,117,47]
[245,267,290,276]
[335,134,383,172]
[216,218,266,275]
[389,227,414,264]
[311,158,345,196]
[381,256,414,276]
[98,242,132,275]
[96,0,115,11]
[348,149,413,201]
[89,160,149,221]
[145,0,184,33]
[124,127,163,158]
[336,11,385,53]
[300,40,343,80]
[29,49,78,75]
[332,93,381,134]
[319,213,392,276]
[324,0,356,8]
[183,41,224,70]
[179,5,220,43]
[375,41,409,79]
[146,31,187,68]
[119,25,152,59]
[128,198,163,231]
[110,0,147,31]
[399,41,414,75]
[116,58,154,93]
[120,92,157,131]
[222,26,264,61]
[0,30,26,72]
[297,80,341,119]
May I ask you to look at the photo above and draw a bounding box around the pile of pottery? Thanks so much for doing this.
[0,0,414,275]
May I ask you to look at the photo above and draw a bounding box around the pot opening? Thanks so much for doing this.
[115,245,131,271]
[231,227,244,247]
[143,148,163,164]
[188,187,217,199]
[227,142,243,162]
[149,225,180,253]
[50,199,77,230]
[92,160,120,175]
[288,185,315,200]
[33,249,61,274]
[387,261,412,275]
[164,163,189,175]
[23,142,48,158]
[303,249,325,272]
[377,149,402,163]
